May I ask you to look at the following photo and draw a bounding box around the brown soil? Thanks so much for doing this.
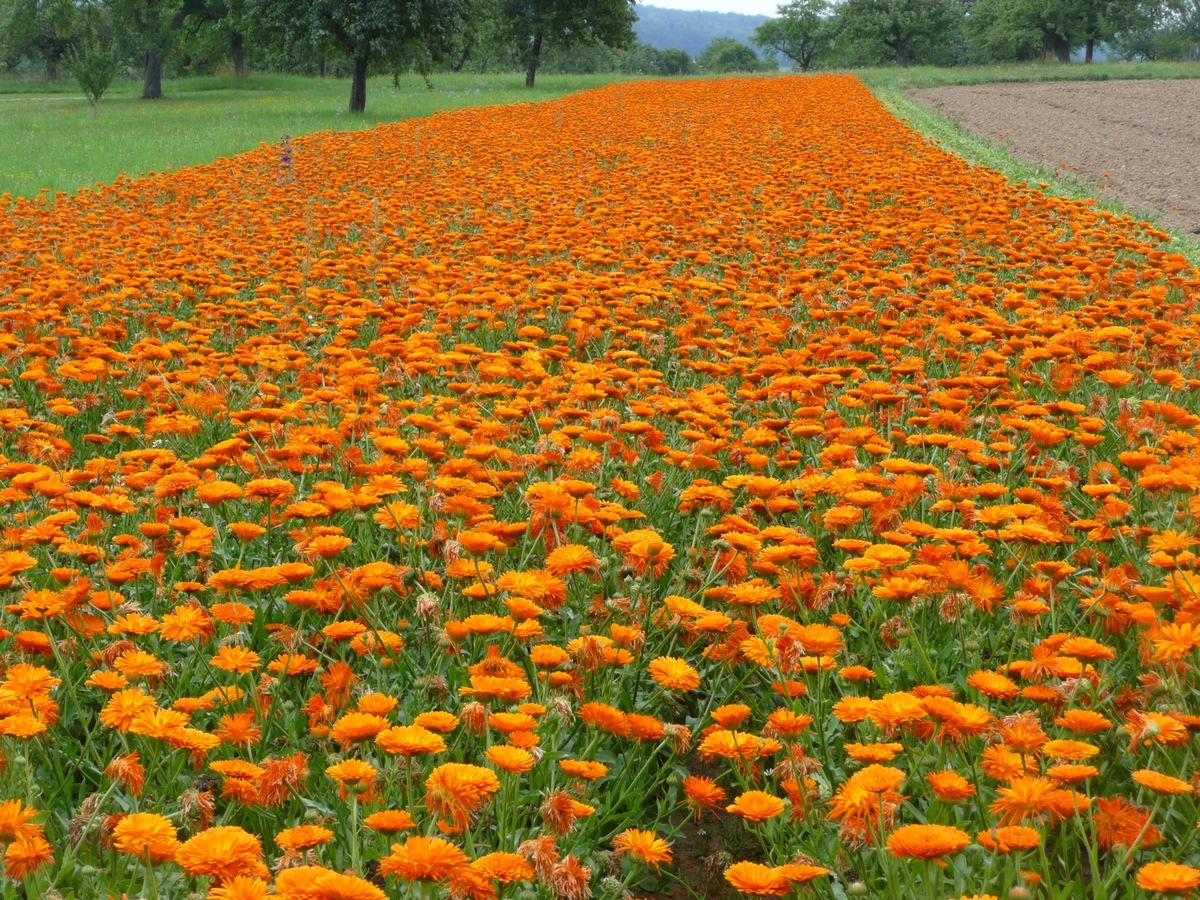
[908,79,1200,236]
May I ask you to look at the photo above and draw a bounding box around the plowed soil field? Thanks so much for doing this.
[910,79,1200,237]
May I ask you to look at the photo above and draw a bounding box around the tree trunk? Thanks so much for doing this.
[1050,35,1071,62]
[525,32,543,87]
[451,43,472,73]
[142,50,164,99]
[895,44,910,68]
[349,54,368,112]
[1085,37,1095,63]
[232,32,245,77]
[318,52,326,78]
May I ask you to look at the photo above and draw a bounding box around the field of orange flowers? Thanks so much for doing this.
[1,73,1199,900]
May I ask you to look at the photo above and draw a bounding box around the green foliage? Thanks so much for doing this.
[659,47,695,75]
[67,5,118,113]
[1110,0,1200,60]
[619,40,662,75]
[251,0,469,111]
[696,36,776,73]
[752,0,833,71]
[0,0,78,77]
[964,0,1155,63]
[501,0,636,86]
[832,0,963,67]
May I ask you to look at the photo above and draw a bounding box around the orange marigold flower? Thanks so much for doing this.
[363,810,416,833]
[726,790,786,822]
[644,655,701,693]
[175,825,268,881]
[1095,795,1161,851]
[682,775,727,818]
[1136,860,1200,894]
[105,752,146,796]
[3,829,53,879]
[275,824,334,851]
[275,866,389,900]
[325,759,378,792]
[967,670,1020,700]
[1132,769,1194,796]
[990,776,1087,826]
[244,478,294,501]
[559,759,607,781]
[379,835,471,882]
[977,826,1042,854]
[0,800,40,843]
[1055,709,1112,734]
[723,861,791,896]
[613,828,672,870]
[414,711,460,733]
[1127,710,1192,750]
[424,763,501,831]
[375,724,446,756]
[207,876,270,900]
[544,544,599,576]
[487,744,536,774]
[777,863,829,884]
[111,812,180,861]
[887,823,971,860]
[474,851,535,883]
[927,770,976,802]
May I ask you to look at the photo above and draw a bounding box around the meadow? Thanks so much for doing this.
[0,71,638,201]
[1,69,1200,900]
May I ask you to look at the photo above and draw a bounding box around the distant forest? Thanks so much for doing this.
[633,5,771,58]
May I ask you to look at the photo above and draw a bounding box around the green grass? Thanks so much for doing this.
[854,58,1200,91]
[0,71,635,200]
[859,60,1200,263]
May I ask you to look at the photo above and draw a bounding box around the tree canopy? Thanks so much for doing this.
[696,36,776,73]
[3,0,1200,105]
[751,0,832,71]
[501,0,635,87]
[834,0,961,67]
[253,0,467,111]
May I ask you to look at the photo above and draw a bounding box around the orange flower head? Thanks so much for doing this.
[613,828,672,870]
[886,823,971,860]
[648,656,701,692]
[175,825,268,881]
[111,812,180,862]
[424,763,501,831]
[726,790,786,822]
[379,835,471,882]
[723,861,791,895]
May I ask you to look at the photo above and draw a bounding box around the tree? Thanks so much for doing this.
[253,0,468,112]
[834,0,962,66]
[501,0,636,88]
[0,0,78,79]
[68,5,119,114]
[659,47,694,74]
[441,0,515,74]
[619,40,661,73]
[752,0,832,71]
[696,36,774,72]
[109,0,212,99]
[970,0,1148,63]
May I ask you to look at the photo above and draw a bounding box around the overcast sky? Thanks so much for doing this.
[644,0,781,16]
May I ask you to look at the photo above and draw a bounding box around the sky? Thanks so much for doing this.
[643,0,780,16]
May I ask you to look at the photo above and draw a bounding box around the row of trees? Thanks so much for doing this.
[3,0,1200,112]
[754,0,1200,71]
[0,0,640,110]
